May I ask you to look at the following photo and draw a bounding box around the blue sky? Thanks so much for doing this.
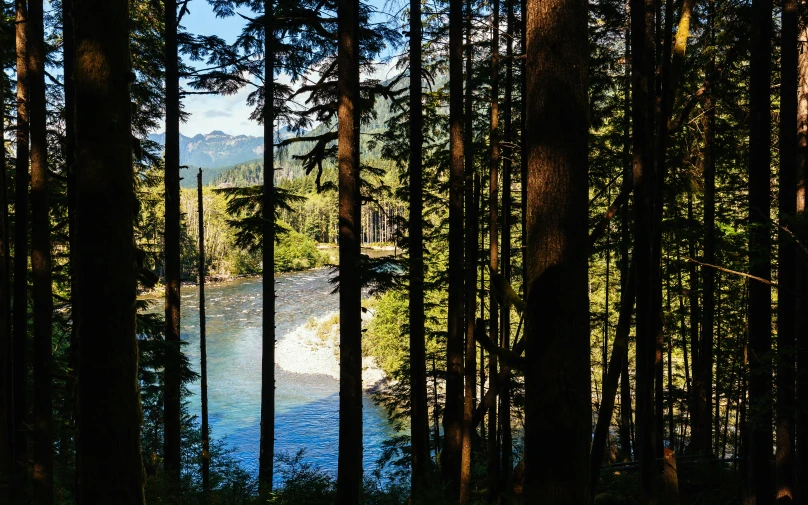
[177,0,401,138]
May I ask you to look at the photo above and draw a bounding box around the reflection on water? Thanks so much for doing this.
[178,265,397,481]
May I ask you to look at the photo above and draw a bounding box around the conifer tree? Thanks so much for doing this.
[73,0,146,500]
[163,0,183,490]
[27,0,53,501]
[748,0,773,503]
[407,0,430,496]
[11,1,29,497]
[443,0,465,495]
[522,0,589,502]
[336,0,363,502]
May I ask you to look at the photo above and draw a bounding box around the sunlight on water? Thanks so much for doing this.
[178,267,397,481]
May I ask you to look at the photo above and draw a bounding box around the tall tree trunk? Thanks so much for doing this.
[28,0,53,501]
[0,62,12,505]
[688,192,705,454]
[618,2,634,463]
[776,0,798,501]
[336,0,362,500]
[459,0,476,498]
[499,0,514,486]
[197,170,210,496]
[747,0,774,503]
[796,22,808,501]
[630,0,657,499]
[62,0,79,494]
[522,0,590,502]
[259,0,276,494]
[459,129,478,505]
[695,0,716,459]
[73,0,145,499]
[163,0,182,491]
[443,0,465,494]
[408,0,430,495]
[12,0,29,499]
[487,0,500,497]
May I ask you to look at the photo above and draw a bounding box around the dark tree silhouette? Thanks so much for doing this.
[747,0,773,503]
[407,0,430,496]
[73,0,146,500]
[259,0,276,494]
[336,0,363,501]
[163,0,183,491]
[28,0,53,501]
[12,1,29,498]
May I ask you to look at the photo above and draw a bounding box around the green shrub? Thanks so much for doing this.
[274,229,328,273]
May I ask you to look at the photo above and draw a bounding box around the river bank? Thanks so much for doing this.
[177,270,398,477]
[275,311,389,393]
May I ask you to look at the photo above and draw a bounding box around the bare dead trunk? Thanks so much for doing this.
[197,170,210,496]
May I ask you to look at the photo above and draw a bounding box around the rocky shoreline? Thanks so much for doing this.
[275,311,389,393]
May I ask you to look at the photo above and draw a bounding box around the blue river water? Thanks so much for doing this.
[175,267,397,482]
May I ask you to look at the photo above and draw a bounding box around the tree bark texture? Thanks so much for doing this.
[522,0,590,502]
[336,0,363,500]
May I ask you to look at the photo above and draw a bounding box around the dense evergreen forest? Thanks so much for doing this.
[0,0,807,503]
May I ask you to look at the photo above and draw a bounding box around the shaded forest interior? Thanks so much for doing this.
[0,0,807,504]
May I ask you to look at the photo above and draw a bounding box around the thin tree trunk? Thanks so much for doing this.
[776,0,798,501]
[73,0,145,499]
[499,0,514,486]
[688,191,707,455]
[197,170,210,497]
[442,0,465,494]
[459,0,476,498]
[259,0,276,494]
[408,0,430,495]
[522,0,590,501]
[62,0,79,494]
[591,264,636,496]
[696,0,716,463]
[28,0,53,501]
[604,203,611,389]
[336,0,363,500]
[459,136,478,505]
[747,0,774,502]
[487,0,500,497]
[12,0,29,499]
[163,0,182,491]
[520,0,527,301]
[630,0,657,499]
[617,1,634,463]
[0,62,12,505]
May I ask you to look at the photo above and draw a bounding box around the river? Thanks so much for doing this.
[175,263,398,483]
